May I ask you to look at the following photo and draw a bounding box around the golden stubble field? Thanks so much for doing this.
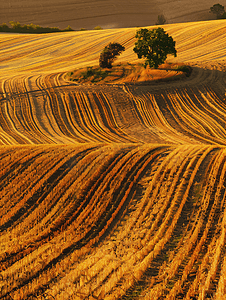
[1,20,226,299]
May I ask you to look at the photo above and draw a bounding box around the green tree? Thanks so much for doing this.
[99,42,125,68]
[210,3,225,19]
[133,27,177,69]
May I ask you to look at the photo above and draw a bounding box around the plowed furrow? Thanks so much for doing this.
[2,20,226,300]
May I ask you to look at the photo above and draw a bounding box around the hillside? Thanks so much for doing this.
[1,20,226,299]
[0,0,217,30]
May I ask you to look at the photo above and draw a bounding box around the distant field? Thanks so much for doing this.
[0,0,216,30]
[1,20,226,299]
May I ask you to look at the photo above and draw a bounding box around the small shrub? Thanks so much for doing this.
[99,43,125,69]
[9,21,22,30]
[64,25,73,31]
[0,23,10,32]
[81,67,109,82]
[94,26,103,30]
[0,22,74,33]
[174,65,192,77]
[156,14,167,25]
[81,67,94,79]
[67,71,73,77]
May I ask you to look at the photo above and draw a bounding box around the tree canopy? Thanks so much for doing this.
[99,43,125,68]
[210,3,225,18]
[133,27,177,69]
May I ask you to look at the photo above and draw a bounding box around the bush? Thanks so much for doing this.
[0,22,74,33]
[65,25,73,31]
[156,14,166,25]
[81,67,109,82]
[82,67,96,79]
[99,43,125,68]
[173,65,192,77]
[94,26,103,30]
[9,21,22,30]
[0,23,10,32]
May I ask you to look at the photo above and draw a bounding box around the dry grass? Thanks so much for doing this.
[65,62,187,84]
[1,20,226,299]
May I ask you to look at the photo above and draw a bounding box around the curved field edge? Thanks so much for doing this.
[1,20,226,78]
[65,63,190,85]
[1,70,226,146]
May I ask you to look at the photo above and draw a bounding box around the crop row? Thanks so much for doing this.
[0,143,165,299]
[1,72,226,147]
[2,145,226,299]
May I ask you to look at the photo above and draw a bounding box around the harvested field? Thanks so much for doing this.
[1,20,226,299]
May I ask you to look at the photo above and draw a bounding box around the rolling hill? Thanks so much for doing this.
[1,19,226,299]
[0,0,217,30]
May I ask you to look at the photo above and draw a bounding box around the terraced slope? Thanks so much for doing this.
[1,20,226,299]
